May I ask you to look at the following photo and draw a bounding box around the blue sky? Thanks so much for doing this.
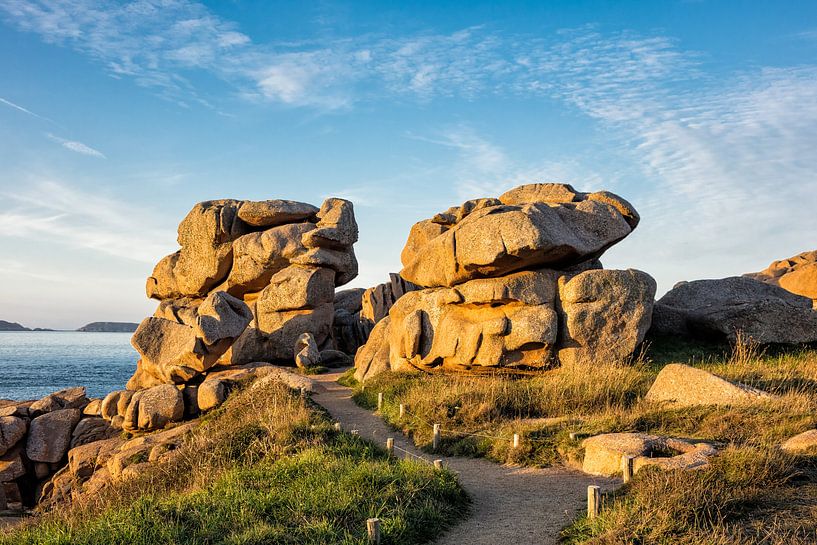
[1,0,816,329]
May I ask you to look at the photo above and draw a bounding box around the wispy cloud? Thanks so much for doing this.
[0,180,174,263]
[45,133,106,158]
[0,95,53,122]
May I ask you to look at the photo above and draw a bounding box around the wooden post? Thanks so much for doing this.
[377,392,384,411]
[587,485,601,518]
[399,403,405,419]
[621,455,635,483]
[386,437,394,456]
[513,433,520,449]
[367,517,381,544]
[334,422,342,431]
[300,386,307,398]
[432,423,441,451]
[351,429,359,436]
[569,432,579,441]
[434,459,444,470]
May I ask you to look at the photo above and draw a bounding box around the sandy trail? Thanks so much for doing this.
[311,371,617,545]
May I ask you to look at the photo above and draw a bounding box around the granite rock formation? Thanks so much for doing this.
[355,183,655,381]
[745,250,817,304]
[652,276,817,344]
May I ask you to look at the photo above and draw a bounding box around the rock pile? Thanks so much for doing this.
[0,388,117,510]
[355,183,657,381]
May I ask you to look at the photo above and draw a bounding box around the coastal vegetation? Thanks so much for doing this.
[349,335,817,543]
[1,380,467,545]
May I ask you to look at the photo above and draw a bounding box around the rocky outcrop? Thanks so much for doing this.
[781,429,817,453]
[645,364,774,407]
[582,432,717,476]
[746,250,817,304]
[355,183,654,381]
[128,197,359,389]
[652,276,817,344]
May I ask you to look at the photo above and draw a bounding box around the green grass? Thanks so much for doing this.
[347,335,817,543]
[2,380,467,545]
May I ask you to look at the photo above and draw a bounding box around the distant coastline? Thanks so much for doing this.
[0,320,139,332]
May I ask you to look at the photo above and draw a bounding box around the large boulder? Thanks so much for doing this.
[652,276,817,344]
[28,387,89,417]
[129,291,252,385]
[746,250,817,303]
[0,416,26,456]
[645,363,774,407]
[353,316,393,382]
[556,269,656,366]
[136,385,185,431]
[400,184,637,288]
[582,432,716,477]
[26,408,82,463]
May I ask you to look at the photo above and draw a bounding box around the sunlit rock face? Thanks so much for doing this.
[745,249,817,304]
[130,197,359,390]
[355,183,655,382]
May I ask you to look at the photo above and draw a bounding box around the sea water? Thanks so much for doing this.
[0,332,136,401]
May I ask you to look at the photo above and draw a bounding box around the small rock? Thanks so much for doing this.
[294,332,321,369]
[137,385,184,431]
[781,429,817,453]
[0,416,27,456]
[70,417,118,448]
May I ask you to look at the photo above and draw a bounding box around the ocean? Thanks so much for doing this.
[0,331,136,401]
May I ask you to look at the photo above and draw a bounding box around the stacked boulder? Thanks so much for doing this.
[355,183,657,381]
[0,388,117,509]
[117,197,358,431]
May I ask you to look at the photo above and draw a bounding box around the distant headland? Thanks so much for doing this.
[0,320,139,332]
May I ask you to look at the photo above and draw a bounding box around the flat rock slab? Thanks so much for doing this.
[311,370,615,545]
[645,363,774,407]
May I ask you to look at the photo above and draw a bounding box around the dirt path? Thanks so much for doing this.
[311,371,617,545]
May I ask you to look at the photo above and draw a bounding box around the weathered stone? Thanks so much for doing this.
[0,416,26,456]
[136,385,184,431]
[182,385,199,418]
[353,316,393,382]
[147,200,246,299]
[781,429,817,453]
[319,349,352,367]
[291,246,359,287]
[83,399,102,416]
[197,380,227,412]
[582,432,716,476]
[557,269,656,366]
[361,273,420,327]
[26,409,82,463]
[122,390,143,431]
[257,266,335,312]
[0,447,25,481]
[28,387,88,417]
[745,250,817,304]
[302,198,358,249]
[652,276,817,344]
[237,200,318,227]
[400,184,635,287]
[645,363,774,407]
[294,332,321,369]
[333,288,365,315]
[131,291,252,384]
[116,391,135,418]
[70,417,118,449]
[67,437,124,482]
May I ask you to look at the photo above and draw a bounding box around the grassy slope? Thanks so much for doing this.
[2,380,468,545]
[348,335,817,544]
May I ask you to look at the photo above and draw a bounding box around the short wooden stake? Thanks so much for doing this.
[377,392,384,411]
[434,459,444,470]
[367,517,381,544]
[513,433,520,449]
[351,429,359,436]
[300,386,307,398]
[621,455,635,483]
[432,423,441,451]
[399,403,406,419]
[334,422,342,431]
[587,485,601,518]
[386,437,394,456]
[569,432,579,441]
